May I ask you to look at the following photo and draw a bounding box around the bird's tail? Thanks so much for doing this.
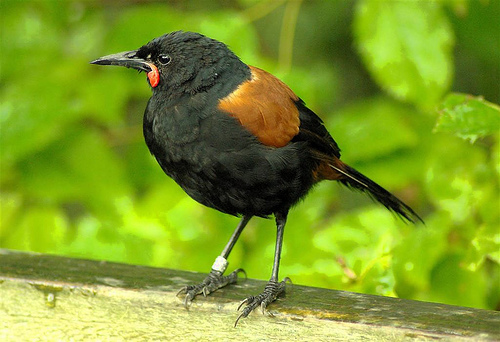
[329,160,422,224]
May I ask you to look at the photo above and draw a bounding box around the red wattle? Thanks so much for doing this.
[147,64,160,88]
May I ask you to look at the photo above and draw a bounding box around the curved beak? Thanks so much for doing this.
[90,50,152,73]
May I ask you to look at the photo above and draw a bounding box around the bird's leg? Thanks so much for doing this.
[235,211,290,326]
[177,215,252,307]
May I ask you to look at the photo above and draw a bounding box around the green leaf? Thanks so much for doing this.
[0,62,86,168]
[429,253,488,308]
[467,224,500,269]
[17,129,131,217]
[424,135,488,222]
[434,93,500,142]
[2,205,69,252]
[354,0,454,109]
[325,97,419,163]
[59,216,128,263]
[393,213,449,294]
[312,208,404,284]
[0,193,23,240]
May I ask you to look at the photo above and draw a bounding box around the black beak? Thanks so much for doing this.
[90,50,152,73]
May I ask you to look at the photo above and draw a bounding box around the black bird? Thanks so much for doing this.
[91,31,421,325]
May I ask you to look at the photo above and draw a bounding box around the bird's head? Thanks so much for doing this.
[91,31,248,96]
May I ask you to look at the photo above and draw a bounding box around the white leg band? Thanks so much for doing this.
[211,256,229,273]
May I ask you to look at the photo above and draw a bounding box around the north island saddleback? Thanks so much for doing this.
[91,31,422,326]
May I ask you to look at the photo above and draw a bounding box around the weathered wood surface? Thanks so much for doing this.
[0,249,499,341]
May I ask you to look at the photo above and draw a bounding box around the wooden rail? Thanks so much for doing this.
[1,249,499,341]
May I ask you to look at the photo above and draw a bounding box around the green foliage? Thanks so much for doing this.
[354,0,454,109]
[435,93,500,142]
[1,0,498,311]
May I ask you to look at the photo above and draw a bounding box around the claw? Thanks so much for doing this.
[176,286,196,308]
[234,268,247,280]
[177,268,245,309]
[183,294,192,308]
[176,286,188,297]
[237,297,251,311]
[233,278,289,326]
[234,311,246,328]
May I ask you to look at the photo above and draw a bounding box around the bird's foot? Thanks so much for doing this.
[177,268,246,307]
[234,277,291,327]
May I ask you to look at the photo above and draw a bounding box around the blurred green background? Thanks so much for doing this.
[1,0,499,311]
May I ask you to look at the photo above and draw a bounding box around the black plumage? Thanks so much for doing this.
[91,31,421,325]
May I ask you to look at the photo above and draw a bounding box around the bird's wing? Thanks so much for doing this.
[218,66,300,148]
[293,99,341,158]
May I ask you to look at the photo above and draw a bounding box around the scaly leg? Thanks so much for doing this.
[235,211,290,326]
[177,215,252,306]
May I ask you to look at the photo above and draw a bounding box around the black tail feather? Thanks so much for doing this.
[331,163,423,224]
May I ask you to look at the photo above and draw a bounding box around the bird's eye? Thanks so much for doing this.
[158,54,171,65]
